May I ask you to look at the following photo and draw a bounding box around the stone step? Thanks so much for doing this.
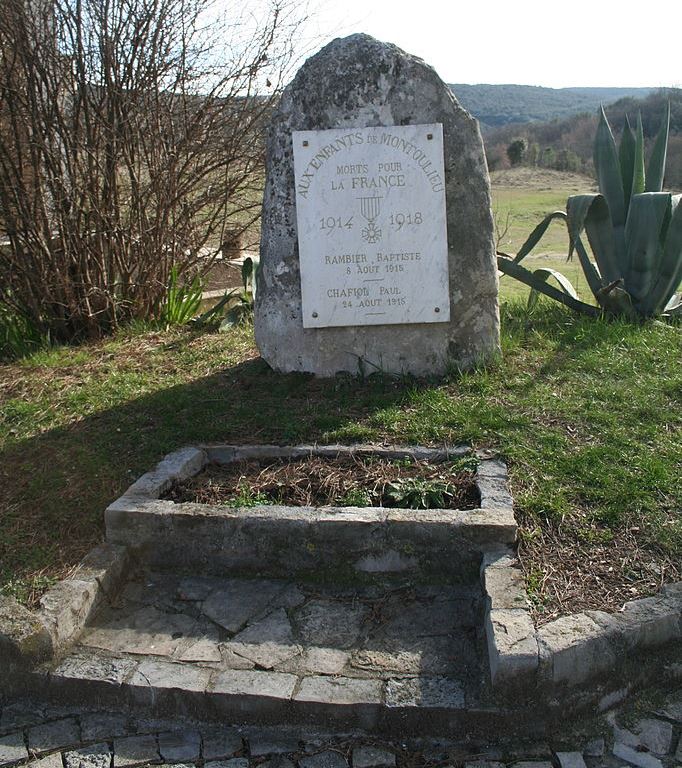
[104,446,516,583]
[14,571,525,737]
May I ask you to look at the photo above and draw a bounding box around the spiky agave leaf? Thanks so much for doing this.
[642,193,682,315]
[631,113,646,198]
[566,194,617,289]
[594,107,625,228]
[503,211,567,264]
[527,268,579,311]
[646,101,671,193]
[619,115,636,213]
[624,192,670,307]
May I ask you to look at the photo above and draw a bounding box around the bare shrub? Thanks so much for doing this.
[0,0,304,342]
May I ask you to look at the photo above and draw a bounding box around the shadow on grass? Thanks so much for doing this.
[0,356,417,591]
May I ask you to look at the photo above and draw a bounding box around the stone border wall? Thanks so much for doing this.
[0,544,130,674]
[104,445,517,581]
[481,550,682,692]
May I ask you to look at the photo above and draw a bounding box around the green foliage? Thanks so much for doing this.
[159,267,202,328]
[383,477,455,509]
[507,138,528,166]
[195,256,260,331]
[0,302,45,361]
[339,488,373,507]
[229,482,269,507]
[498,104,682,318]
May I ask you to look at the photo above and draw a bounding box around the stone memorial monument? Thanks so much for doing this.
[255,34,499,376]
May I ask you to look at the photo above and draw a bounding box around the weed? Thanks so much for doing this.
[228,482,270,507]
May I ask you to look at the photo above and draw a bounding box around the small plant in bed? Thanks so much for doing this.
[163,454,480,510]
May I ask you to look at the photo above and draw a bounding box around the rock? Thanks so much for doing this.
[0,594,52,670]
[612,743,663,768]
[554,752,587,768]
[113,735,160,767]
[633,719,674,755]
[255,33,499,377]
[537,612,617,685]
[485,608,538,684]
[64,744,112,768]
[0,732,28,766]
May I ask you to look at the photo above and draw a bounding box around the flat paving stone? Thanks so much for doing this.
[177,636,222,663]
[0,704,47,732]
[299,751,348,768]
[384,677,465,708]
[80,713,130,741]
[28,719,81,755]
[82,607,199,657]
[113,734,160,767]
[226,609,300,669]
[64,743,112,768]
[0,732,28,766]
[202,580,288,634]
[294,676,382,706]
[294,600,368,650]
[53,653,138,685]
[128,659,211,693]
[212,669,297,700]
[277,647,350,676]
[158,731,201,763]
[201,729,243,760]
[59,569,482,729]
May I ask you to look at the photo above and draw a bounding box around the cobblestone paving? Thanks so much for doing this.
[1,686,681,768]
[53,571,483,710]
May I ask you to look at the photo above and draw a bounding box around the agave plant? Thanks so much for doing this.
[498,104,682,318]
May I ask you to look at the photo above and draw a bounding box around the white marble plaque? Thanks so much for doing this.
[292,123,449,328]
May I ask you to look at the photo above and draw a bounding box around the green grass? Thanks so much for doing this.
[0,303,679,619]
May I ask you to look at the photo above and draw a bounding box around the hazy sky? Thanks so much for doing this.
[299,0,681,89]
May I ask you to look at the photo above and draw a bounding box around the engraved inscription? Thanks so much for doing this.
[292,123,450,328]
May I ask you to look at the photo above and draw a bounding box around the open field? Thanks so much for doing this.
[492,168,599,303]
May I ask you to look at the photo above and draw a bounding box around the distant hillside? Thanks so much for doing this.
[449,84,655,128]
[482,88,682,188]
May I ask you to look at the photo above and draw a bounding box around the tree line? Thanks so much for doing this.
[485,88,682,187]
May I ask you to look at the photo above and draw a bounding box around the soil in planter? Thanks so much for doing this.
[163,454,480,510]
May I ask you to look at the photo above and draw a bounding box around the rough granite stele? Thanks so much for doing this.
[255,33,499,377]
